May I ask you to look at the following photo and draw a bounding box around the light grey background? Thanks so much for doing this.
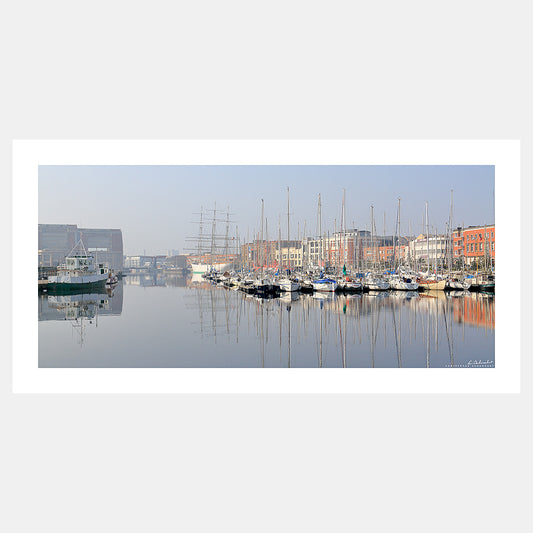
[1,2,530,533]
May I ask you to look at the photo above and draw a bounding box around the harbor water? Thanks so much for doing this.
[38,273,495,368]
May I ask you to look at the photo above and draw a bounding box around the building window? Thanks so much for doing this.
[480,243,483,251]
[492,243,494,251]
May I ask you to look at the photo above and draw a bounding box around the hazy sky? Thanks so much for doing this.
[39,165,494,255]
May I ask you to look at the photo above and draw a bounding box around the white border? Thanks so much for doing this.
[13,140,520,393]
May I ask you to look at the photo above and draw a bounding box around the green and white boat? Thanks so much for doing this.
[46,239,110,293]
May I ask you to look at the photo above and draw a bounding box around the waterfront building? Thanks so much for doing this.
[240,230,430,272]
[39,224,123,271]
[240,230,388,271]
[407,233,449,270]
[164,255,189,269]
[361,238,410,269]
[124,256,158,270]
[453,224,495,268]
[241,240,296,270]
[305,230,372,269]
[276,242,303,269]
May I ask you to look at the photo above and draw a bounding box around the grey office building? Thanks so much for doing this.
[38,224,123,271]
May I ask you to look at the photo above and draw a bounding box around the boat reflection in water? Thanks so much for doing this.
[184,285,495,368]
[39,284,123,347]
[39,276,494,368]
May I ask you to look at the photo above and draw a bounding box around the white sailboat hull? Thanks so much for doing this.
[279,280,301,292]
[312,281,337,292]
[364,280,390,291]
[390,280,419,290]
[445,280,471,291]
[340,281,362,291]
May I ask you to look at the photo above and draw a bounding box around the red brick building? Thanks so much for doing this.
[362,244,408,266]
[453,224,495,268]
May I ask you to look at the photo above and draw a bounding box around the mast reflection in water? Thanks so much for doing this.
[38,275,495,368]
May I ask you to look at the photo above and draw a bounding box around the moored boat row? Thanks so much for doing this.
[198,267,494,296]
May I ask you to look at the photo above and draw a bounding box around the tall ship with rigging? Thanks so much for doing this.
[186,204,239,275]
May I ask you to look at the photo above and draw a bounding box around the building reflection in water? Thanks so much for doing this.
[124,272,190,287]
[183,284,495,368]
[452,292,495,329]
[38,274,495,367]
[38,283,123,346]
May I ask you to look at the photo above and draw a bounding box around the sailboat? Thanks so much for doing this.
[253,199,273,296]
[418,202,446,291]
[188,205,235,274]
[279,187,301,292]
[312,276,338,292]
[389,198,419,291]
[362,206,389,291]
[444,191,470,291]
[363,272,390,291]
[469,272,495,292]
[335,190,362,293]
[389,274,419,291]
[311,193,337,292]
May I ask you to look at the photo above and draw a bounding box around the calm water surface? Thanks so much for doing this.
[38,273,495,368]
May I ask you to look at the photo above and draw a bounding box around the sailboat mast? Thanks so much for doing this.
[342,189,346,270]
[278,215,281,272]
[260,199,264,276]
[425,202,429,274]
[353,220,357,271]
[434,226,437,275]
[370,205,374,271]
[398,197,401,270]
[462,221,465,275]
[287,186,290,273]
[318,194,322,269]
[449,189,453,275]
[303,220,307,270]
[408,219,412,271]
[334,218,337,273]
[211,202,217,271]
[484,223,487,271]
[265,217,269,269]
[198,206,203,258]
[225,207,230,270]
[297,221,300,270]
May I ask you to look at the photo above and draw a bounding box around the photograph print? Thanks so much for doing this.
[38,164,495,369]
